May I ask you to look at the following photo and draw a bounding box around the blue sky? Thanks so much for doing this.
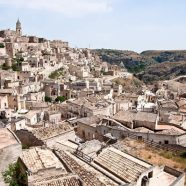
[0,0,186,52]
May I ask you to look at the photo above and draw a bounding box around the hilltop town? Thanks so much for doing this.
[0,20,186,186]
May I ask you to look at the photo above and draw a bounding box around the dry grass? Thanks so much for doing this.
[118,138,186,171]
[139,148,186,171]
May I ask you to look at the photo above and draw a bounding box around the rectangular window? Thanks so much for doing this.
[138,136,143,140]
[148,171,153,178]
[164,140,169,144]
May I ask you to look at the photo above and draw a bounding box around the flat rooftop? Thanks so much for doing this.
[149,171,177,186]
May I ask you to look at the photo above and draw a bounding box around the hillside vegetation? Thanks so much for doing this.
[112,77,144,93]
[141,50,186,63]
[137,61,186,83]
[94,49,186,83]
[94,49,156,73]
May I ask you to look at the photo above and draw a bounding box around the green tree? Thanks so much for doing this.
[45,96,52,102]
[10,57,23,71]
[55,96,65,103]
[2,163,26,186]
[12,63,21,71]
[19,57,24,62]
[2,63,11,70]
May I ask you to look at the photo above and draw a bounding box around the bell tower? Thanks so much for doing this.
[16,19,22,36]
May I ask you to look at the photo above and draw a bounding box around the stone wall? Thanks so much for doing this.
[164,166,185,186]
[177,134,186,147]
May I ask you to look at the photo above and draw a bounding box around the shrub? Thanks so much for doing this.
[0,43,5,48]
[45,96,52,102]
[2,63,11,70]
[49,68,63,79]
[22,144,29,149]
[55,96,65,103]
[12,63,21,71]
[49,71,58,79]
[19,57,24,62]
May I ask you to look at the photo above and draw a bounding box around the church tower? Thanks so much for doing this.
[16,19,22,36]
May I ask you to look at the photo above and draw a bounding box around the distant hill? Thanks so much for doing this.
[94,49,156,73]
[94,49,186,83]
[137,61,186,83]
[141,50,186,63]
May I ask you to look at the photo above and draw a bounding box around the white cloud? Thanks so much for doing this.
[0,0,113,17]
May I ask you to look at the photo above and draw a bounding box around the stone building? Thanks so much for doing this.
[113,110,159,130]
[67,97,116,118]
[18,147,68,185]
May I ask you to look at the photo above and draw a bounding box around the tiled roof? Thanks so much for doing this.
[55,150,105,186]
[135,112,157,123]
[156,128,185,136]
[113,111,157,123]
[94,147,151,183]
[32,123,71,140]
[133,127,154,133]
[113,111,136,123]
[20,147,65,173]
[33,175,82,186]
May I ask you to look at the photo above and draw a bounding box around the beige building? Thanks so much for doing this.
[24,91,45,102]
[67,97,116,118]
[18,147,70,185]
[20,110,44,126]
[0,94,8,110]
[0,89,23,110]
[68,63,90,78]
[44,111,61,124]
